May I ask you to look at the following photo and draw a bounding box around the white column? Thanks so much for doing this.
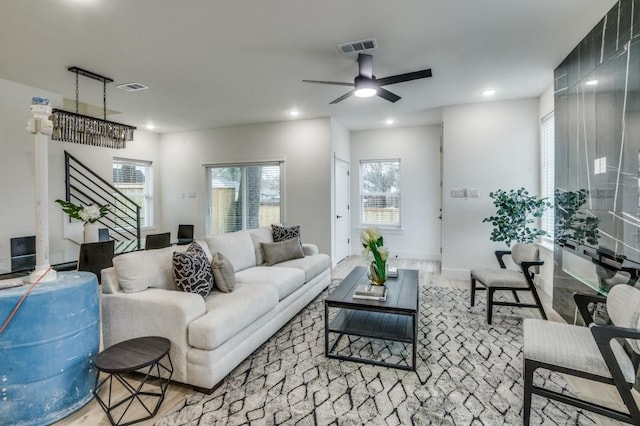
[27,97,56,283]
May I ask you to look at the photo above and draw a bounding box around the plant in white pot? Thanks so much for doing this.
[482,188,552,245]
[56,199,110,243]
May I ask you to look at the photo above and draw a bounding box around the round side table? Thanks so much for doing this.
[94,336,173,426]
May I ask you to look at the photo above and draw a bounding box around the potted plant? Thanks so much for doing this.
[360,227,389,285]
[56,199,110,243]
[482,188,552,245]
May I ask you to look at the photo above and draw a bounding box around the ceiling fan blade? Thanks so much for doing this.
[357,54,374,79]
[377,88,401,103]
[302,79,354,87]
[376,69,432,86]
[330,91,355,104]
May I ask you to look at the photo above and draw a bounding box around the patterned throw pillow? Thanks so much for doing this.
[172,242,214,298]
[271,224,302,246]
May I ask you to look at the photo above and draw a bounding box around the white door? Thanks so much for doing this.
[334,159,350,263]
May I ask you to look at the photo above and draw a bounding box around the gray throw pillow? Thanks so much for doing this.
[211,252,235,292]
[261,237,305,266]
[172,242,214,298]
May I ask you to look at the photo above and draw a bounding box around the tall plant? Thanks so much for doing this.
[483,188,552,245]
[555,189,599,247]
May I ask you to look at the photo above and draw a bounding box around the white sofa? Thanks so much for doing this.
[100,226,331,392]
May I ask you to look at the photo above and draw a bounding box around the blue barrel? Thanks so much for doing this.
[0,272,99,426]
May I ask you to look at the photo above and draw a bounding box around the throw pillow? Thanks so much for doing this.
[271,224,302,248]
[261,237,305,266]
[211,252,235,292]
[172,242,214,298]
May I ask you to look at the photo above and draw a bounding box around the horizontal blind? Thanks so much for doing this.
[112,157,154,227]
[541,113,555,241]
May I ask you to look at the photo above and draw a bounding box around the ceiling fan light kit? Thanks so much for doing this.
[51,67,136,149]
[302,53,432,104]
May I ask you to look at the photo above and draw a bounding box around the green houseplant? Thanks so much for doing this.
[554,188,599,247]
[483,188,552,245]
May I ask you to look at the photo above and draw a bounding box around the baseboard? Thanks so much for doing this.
[441,268,470,281]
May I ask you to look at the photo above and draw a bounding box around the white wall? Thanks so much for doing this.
[159,118,332,254]
[441,98,540,279]
[350,125,441,260]
[0,77,161,260]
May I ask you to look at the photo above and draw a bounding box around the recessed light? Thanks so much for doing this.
[385,118,395,125]
[483,89,496,97]
[585,79,598,86]
[145,123,155,130]
[288,110,300,117]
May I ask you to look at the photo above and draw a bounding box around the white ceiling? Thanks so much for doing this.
[0,0,616,133]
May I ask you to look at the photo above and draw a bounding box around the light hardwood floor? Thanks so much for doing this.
[55,257,631,425]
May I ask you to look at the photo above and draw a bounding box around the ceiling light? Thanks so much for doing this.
[385,118,395,125]
[585,79,598,86]
[354,77,378,98]
[483,89,496,97]
[288,110,300,117]
[145,123,155,130]
[354,87,377,98]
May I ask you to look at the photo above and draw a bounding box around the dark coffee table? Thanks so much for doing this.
[94,336,173,426]
[324,266,419,370]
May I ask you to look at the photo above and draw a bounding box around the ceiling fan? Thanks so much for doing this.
[302,53,432,104]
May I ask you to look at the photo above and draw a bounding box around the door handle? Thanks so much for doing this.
[336,215,343,219]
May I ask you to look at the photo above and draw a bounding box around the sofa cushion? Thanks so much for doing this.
[278,254,331,282]
[272,224,301,244]
[113,245,187,293]
[211,252,235,293]
[261,237,305,266]
[249,226,274,265]
[235,266,306,300]
[172,242,213,298]
[188,283,279,350]
[206,230,256,272]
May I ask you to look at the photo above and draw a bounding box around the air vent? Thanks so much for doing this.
[337,38,378,55]
[116,82,149,92]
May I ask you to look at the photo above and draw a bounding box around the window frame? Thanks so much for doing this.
[540,112,555,244]
[112,157,154,229]
[359,158,401,229]
[204,161,284,235]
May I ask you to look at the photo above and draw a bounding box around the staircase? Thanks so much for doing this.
[63,151,141,251]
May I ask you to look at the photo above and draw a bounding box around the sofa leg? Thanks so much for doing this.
[193,379,224,395]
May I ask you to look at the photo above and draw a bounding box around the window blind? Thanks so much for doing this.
[541,113,555,241]
[112,158,153,227]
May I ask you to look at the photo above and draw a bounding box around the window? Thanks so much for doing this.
[205,162,282,235]
[360,159,400,227]
[541,113,554,242]
[113,158,154,228]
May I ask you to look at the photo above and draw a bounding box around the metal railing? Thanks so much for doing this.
[63,151,141,251]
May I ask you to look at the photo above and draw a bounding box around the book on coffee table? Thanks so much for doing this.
[353,284,387,301]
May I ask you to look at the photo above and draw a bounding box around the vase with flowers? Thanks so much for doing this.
[56,199,110,243]
[361,227,389,285]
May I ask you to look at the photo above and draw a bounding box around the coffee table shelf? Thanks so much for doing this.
[324,266,419,371]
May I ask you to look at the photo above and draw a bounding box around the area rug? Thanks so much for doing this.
[156,281,597,425]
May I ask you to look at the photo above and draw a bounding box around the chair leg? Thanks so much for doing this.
[511,290,521,303]
[523,359,535,426]
[529,286,547,320]
[487,288,494,324]
[470,275,476,307]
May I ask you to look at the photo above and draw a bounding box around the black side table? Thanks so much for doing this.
[94,336,173,426]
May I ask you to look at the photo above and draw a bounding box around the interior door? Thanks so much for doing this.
[334,158,350,263]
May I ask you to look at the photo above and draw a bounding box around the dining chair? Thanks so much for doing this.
[470,243,546,324]
[77,240,115,284]
[523,284,640,424]
[10,235,36,272]
[145,232,171,250]
[177,224,194,246]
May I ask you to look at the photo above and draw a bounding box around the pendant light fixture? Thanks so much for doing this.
[50,67,136,149]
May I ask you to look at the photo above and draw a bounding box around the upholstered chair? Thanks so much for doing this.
[523,284,640,424]
[470,243,546,324]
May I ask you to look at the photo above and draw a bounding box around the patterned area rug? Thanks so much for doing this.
[156,281,597,425]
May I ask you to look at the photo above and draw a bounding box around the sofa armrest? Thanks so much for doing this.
[302,243,319,256]
[101,288,207,348]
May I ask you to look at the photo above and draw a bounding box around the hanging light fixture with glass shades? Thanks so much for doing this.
[51,67,136,149]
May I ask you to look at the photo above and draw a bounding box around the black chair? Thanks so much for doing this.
[523,285,640,425]
[145,232,171,250]
[98,228,110,241]
[470,243,546,324]
[177,224,194,245]
[77,240,115,284]
[10,235,36,272]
